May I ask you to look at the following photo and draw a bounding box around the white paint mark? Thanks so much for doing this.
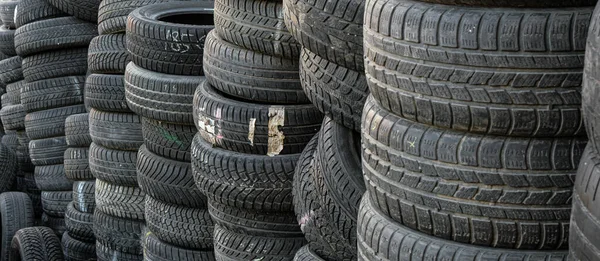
[267,107,285,157]
[248,118,256,146]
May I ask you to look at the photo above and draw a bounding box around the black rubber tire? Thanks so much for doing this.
[145,196,213,250]
[34,164,72,191]
[95,179,145,221]
[20,76,86,113]
[24,104,86,140]
[1,133,17,151]
[65,113,91,147]
[89,108,143,151]
[41,190,71,217]
[137,145,206,208]
[22,48,88,82]
[213,224,305,261]
[300,49,368,131]
[569,146,600,260]
[14,17,97,57]
[583,5,600,157]
[14,0,67,28]
[292,135,355,260]
[72,181,95,213]
[47,0,101,22]
[283,0,364,71]
[98,0,177,35]
[16,144,34,173]
[93,209,144,255]
[88,34,130,74]
[192,134,298,211]
[124,62,202,124]
[143,232,215,261]
[61,232,95,261]
[64,203,94,242]
[142,117,195,162]
[89,142,138,186]
[1,93,15,107]
[96,242,142,261]
[203,30,306,104]
[64,147,92,181]
[5,80,23,105]
[84,73,129,112]
[0,56,23,85]
[357,195,568,261]
[315,116,364,249]
[9,226,64,261]
[41,213,66,237]
[293,246,325,261]
[362,97,579,250]
[0,25,16,56]
[0,104,26,131]
[0,1,18,28]
[193,81,322,156]
[214,0,299,59]
[0,192,35,261]
[408,0,597,7]
[126,1,214,75]
[364,0,589,138]
[29,136,68,166]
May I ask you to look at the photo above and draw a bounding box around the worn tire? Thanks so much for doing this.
[193,81,322,156]
[22,48,88,82]
[192,134,298,211]
[0,25,15,56]
[47,0,101,22]
[293,246,325,261]
[64,147,92,181]
[283,0,364,71]
[95,179,145,220]
[364,0,589,137]
[29,136,68,166]
[64,203,94,242]
[142,117,195,162]
[61,232,95,261]
[9,227,64,261]
[143,232,215,261]
[93,210,144,255]
[583,6,600,156]
[34,164,73,191]
[41,190,72,217]
[98,0,177,35]
[126,1,214,75]
[84,73,129,112]
[88,34,130,74]
[362,97,579,249]
[14,17,97,57]
[96,242,142,261]
[24,104,86,140]
[14,0,67,28]
[0,104,25,131]
[0,56,23,85]
[5,80,23,105]
[358,195,569,261]
[89,108,143,151]
[145,196,213,250]
[1,133,17,151]
[203,30,306,104]
[0,192,35,261]
[89,142,138,186]
[124,62,202,124]
[300,49,368,131]
[72,181,95,213]
[20,76,86,113]
[65,113,92,147]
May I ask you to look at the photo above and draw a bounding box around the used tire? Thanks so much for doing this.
[29,136,68,166]
[34,164,72,191]
[41,190,72,217]
[89,108,143,151]
[61,232,95,261]
[0,1,19,28]
[20,76,86,113]
[47,0,101,22]
[84,74,129,112]
[93,210,144,255]
[0,25,15,56]
[14,17,97,57]
[203,30,306,104]
[124,62,203,124]
[407,0,597,7]
[64,147,92,181]
[22,48,88,82]
[142,117,195,162]
[5,80,23,105]
[9,227,64,261]
[0,104,26,131]
[72,181,95,213]
[64,203,94,242]
[95,179,145,220]
[143,232,215,261]
[0,192,35,261]
[193,81,322,156]
[87,34,130,74]
[14,0,67,28]
[126,1,214,75]
[89,142,138,186]
[96,242,142,261]
[98,0,176,35]
[0,144,17,192]
[293,246,325,261]
[41,213,66,237]
[24,104,86,140]
[0,56,23,84]
[65,113,92,147]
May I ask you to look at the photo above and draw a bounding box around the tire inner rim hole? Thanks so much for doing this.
[157,13,215,26]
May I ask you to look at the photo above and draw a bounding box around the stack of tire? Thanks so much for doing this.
[570,4,600,260]
[281,0,368,258]
[14,0,98,237]
[357,0,593,260]
[191,0,325,257]
[62,113,96,261]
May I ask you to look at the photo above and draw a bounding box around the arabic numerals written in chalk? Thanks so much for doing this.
[165,29,207,53]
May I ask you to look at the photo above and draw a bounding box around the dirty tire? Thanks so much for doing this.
[64,203,94,242]
[0,192,35,261]
[192,134,298,211]
[9,227,64,261]
[65,113,92,147]
[143,232,216,261]
[29,136,68,166]
[203,31,306,104]
[89,142,138,186]
[72,181,95,214]
[142,117,195,161]
[14,17,97,57]
[24,104,86,140]
[89,109,143,151]
[88,34,130,74]
[20,76,86,113]
[193,81,322,155]
[93,210,144,255]
[47,0,101,22]
[84,74,129,112]
[126,2,214,75]
[61,232,96,261]
[34,164,73,191]
[95,179,145,220]
[64,147,92,181]
[22,48,88,82]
